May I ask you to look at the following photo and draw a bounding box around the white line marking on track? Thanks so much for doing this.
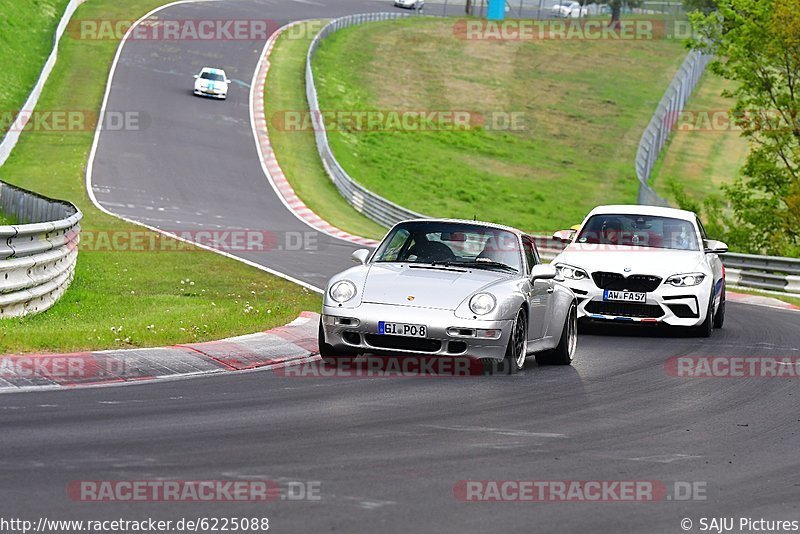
[84,1,324,295]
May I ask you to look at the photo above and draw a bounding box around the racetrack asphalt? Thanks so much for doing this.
[3,1,800,532]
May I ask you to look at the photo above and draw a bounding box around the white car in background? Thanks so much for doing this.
[551,205,728,337]
[551,1,588,17]
[193,67,230,99]
[394,0,424,8]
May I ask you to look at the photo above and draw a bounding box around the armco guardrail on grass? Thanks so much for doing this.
[306,12,425,228]
[0,182,81,317]
[723,253,800,295]
[0,0,87,167]
[635,50,712,206]
[306,15,799,297]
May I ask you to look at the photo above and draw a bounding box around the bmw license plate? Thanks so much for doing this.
[378,321,427,338]
[603,290,646,302]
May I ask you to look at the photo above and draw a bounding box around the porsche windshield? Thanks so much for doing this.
[373,221,522,272]
[575,214,701,251]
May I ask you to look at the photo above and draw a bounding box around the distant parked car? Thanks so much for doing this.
[193,67,230,99]
[394,0,424,8]
[551,0,588,17]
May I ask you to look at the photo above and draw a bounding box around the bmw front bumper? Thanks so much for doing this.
[321,303,512,361]
[194,89,226,99]
[561,278,714,327]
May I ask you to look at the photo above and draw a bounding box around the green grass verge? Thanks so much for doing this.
[0,0,71,137]
[311,17,687,233]
[0,0,320,354]
[650,72,749,204]
[265,21,385,240]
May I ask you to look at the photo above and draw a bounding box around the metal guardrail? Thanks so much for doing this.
[306,14,799,297]
[635,50,712,206]
[534,237,800,296]
[0,0,86,166]
[0,182,81,317]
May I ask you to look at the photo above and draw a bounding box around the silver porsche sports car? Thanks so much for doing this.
[319,219,578,373]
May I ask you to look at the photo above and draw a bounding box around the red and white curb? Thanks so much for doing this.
[0,312,321,393]
[726,291,799,311]
[250,22,379,248]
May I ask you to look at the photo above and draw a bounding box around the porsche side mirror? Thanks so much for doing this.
[704,239,728,254]
[351,249,370,265]
[552,229,575,243]
[530,264,557,281]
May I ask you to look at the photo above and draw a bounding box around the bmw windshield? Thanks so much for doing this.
[575,214,701,251]
[373,221,522,272]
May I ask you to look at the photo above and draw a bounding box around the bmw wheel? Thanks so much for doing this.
[693,291,714,338]
[713,285,725,329]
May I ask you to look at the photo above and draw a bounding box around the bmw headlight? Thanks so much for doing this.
[469,293,496,315]
[329,280,357,303]
[554,263,588,281]
[666,273,706,287]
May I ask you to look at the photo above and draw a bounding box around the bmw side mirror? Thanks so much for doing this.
[552,230,575,243]
[351,249,370,265]
[530,264,557,281]
[704,239,728,254]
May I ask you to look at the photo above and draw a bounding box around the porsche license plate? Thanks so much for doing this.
[378,321,427,337]
[603,290,646,302]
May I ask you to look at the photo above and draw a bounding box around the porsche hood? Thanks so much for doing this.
[360,263,512,310]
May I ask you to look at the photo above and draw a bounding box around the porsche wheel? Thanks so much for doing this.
[500,308,528,374]
[536,302,577,366]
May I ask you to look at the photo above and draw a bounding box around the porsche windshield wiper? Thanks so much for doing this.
[431,260,518,273]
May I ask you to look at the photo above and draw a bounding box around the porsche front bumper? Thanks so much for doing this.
[321,303,512,361]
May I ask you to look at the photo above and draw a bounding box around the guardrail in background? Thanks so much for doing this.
[0,182,82,317]
[534,238,800,296]
[306,12,425,228]
[634,50,712,206]
[305,14,799,297]
[0,0,87,167]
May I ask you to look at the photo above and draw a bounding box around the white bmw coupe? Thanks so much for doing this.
[551,205,728,336]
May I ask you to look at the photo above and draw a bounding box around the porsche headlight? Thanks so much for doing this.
[554,263,588,281]
[469,293,496,315]
[329,280,356,303]
[666,273,706,287]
